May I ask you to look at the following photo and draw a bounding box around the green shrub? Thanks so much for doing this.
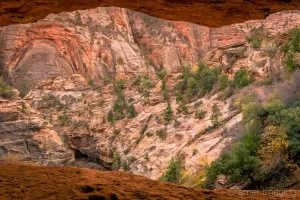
[58,112,70,125]
[75,11,83,26]
[143,79,155,88]
[146,132,152,137]
[281,107,300,156]
[248,38,262,49]
[88,79,95,86]
[135,136,143,145]
[158,69,168,80]
[210,103,221,127]
[175,63,221,101]
[128,156,137,164]
[128,97,134,103]
[127,104,137,118]
[41,94,65,110]
[123,147,131,155]
[107,110,114,123]
[111,151,121,170]
[121,161,130,171]
[114,80,125,91]
[206,94,300,188]
[0,77,16,99]
[206,132,262,186]
[98,99,105,107]
[192,149,198,156]
[156,129,167,140]
[117,57,124,65]
[145,153,149,161]
[177,102,188,115]
[283,30,300,73]
[21,102,26,113]
[219,74,230,91]
[114,129,120,136]
[136,77,155,99]
[112,80,137,120]
[159,156,185,184]
[195,109,206,119]
[164,102,173,122]
[186,77,197,98]
[246,25,265,49]
[233,69,253,88]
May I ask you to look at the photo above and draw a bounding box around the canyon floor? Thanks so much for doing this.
[0,162,298,200]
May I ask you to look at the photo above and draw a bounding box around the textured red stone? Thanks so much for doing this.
[0,0,300,27]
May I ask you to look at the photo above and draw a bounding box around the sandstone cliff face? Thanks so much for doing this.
[1,7,300,179]
[25,74,242,178]
[0,97,74,165]
[2,8,300,94]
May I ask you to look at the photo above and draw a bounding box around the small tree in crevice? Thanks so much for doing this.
[210,103,221,127]
[159,156,185,184]
[164,101,173,123]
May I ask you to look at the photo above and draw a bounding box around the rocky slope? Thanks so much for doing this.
[0,163,298,200]
[0,96,74,165]
[1,0,300,28]
[1,7,300,181]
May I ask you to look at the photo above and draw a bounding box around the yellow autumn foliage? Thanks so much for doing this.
[258,125,294,170]
[191,65,199,72]
[179,155,209,188]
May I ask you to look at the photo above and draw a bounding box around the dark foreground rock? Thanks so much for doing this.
[0,163,298,200]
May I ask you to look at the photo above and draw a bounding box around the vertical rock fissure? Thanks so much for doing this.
[24,137,32,160]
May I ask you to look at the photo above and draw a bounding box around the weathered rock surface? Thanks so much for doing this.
[24,73,240,178]
[0,97,74,165]
[1,0,300,28]
[1,8,300,94]
[1,7,300,181]
[2,163,298,200]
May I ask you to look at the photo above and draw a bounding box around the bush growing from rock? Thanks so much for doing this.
[210,103,221,127]
[218,74,230,91]
[145,153,149,161]
[195,109,206,120]
[117,57,124,65]
[175,63,222,102]
[233,69,253,88]
[0,77,16,99]
[75,11,82,26]
[159,156,185,184]
[146,132,152,137]
[58,112,70,125]
[283,29,300,73]
[246,25,265,49]
[164,101,173,122]
[158,69,168,80]
[156,129,167,140]
[107,110,114,123]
